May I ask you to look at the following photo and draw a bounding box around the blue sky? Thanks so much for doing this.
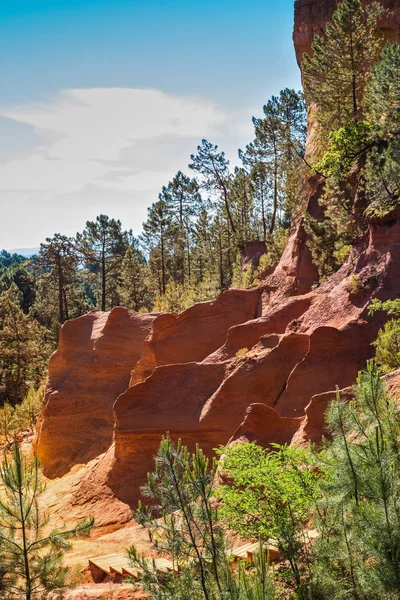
[0,0,301,250]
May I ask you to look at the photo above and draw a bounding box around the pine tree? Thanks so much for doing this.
[0,285,49,404]
[241,89,306,237]
[129,436,276,600]
[313,363,400,598]
[189,139,236,236]
[75,215,130,311]
[159,171,202,286]
[141,200,175,295]
[0,262,36,315]
[118,244,151,312]
[36,234,77,326]
[0,441,93,599]
[364,43,400,213]
[302,0,382,136]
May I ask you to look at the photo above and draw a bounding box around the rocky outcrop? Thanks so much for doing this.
[35,308,157,478]
[130,288,260,385]
[293,0,400,66]
[33,0,400,524]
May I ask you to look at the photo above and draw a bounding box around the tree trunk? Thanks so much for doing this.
[270,138,279,235]
[261,186,267,239]
[57,255,64,325]
[101,240,106,312]
[161,232,166,295]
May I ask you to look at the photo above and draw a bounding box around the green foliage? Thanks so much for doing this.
[312,363,400,598]
[369,298,400,318]
[304,214,351,280]
[315,122,374,179]
[0,285,50,403]
[152,281,196,313]
[231,262,258,290]
[302,0,382,138]
[369,299,400,372]
[75,214,130,311]
[216,443,319,598]
[129,436,277,600]
[0,403,16,445]
[13,382,44,434]
[131,365,400,599]
[373,320,400,372]
[301,1,400,277]
[333,244,352,266]
[118,244,152,312]
[364,43,400,213]
[241,89,307,238]
[345,274,362,295]
[0,440,93,599]
[0,383,44,444]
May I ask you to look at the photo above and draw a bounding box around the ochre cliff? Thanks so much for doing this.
[34,0,400,523]
[293,0,400,66]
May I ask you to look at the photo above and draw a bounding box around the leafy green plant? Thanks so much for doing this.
[369,299,400,372]
[345,274,363,295]
[13,382,45,434]
[0,403,17,444]
[235,348,249,359]
[129,436,277,600]
[373,320,400,372]
[216,443,319,599]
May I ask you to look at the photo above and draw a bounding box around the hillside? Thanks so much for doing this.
[33,0,400,529]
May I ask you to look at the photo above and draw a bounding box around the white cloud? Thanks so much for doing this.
[0,87,254,248]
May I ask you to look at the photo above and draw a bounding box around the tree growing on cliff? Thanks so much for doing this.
[75,215,130,311]
[302,0,382,140]
[0,440,93,599]
[364,43,400,213]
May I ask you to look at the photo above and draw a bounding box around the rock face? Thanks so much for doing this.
[293,0,400,66]
[34,213,400,511]
[35,308,157,477]
[34,0,400,522]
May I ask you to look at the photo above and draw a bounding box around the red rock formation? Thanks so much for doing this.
[35,308,156,478]
[293,0,400,66]
[33,0,400,525]
[229,403,301,448]
[130,288,260,385]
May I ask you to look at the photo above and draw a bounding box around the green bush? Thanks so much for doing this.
[369,299,400,372]
[373,319,400,372]
[13,382,44,433]
[0,382,44,444]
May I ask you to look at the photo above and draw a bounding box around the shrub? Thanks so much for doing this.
[236,347,249,358]
[129,436,277,600]
[0,403,16,444]
[13,382,44,433]
[373,319,400,372]
[0,382,44,445]
[345,274,363,295]
[369,299,400,372]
